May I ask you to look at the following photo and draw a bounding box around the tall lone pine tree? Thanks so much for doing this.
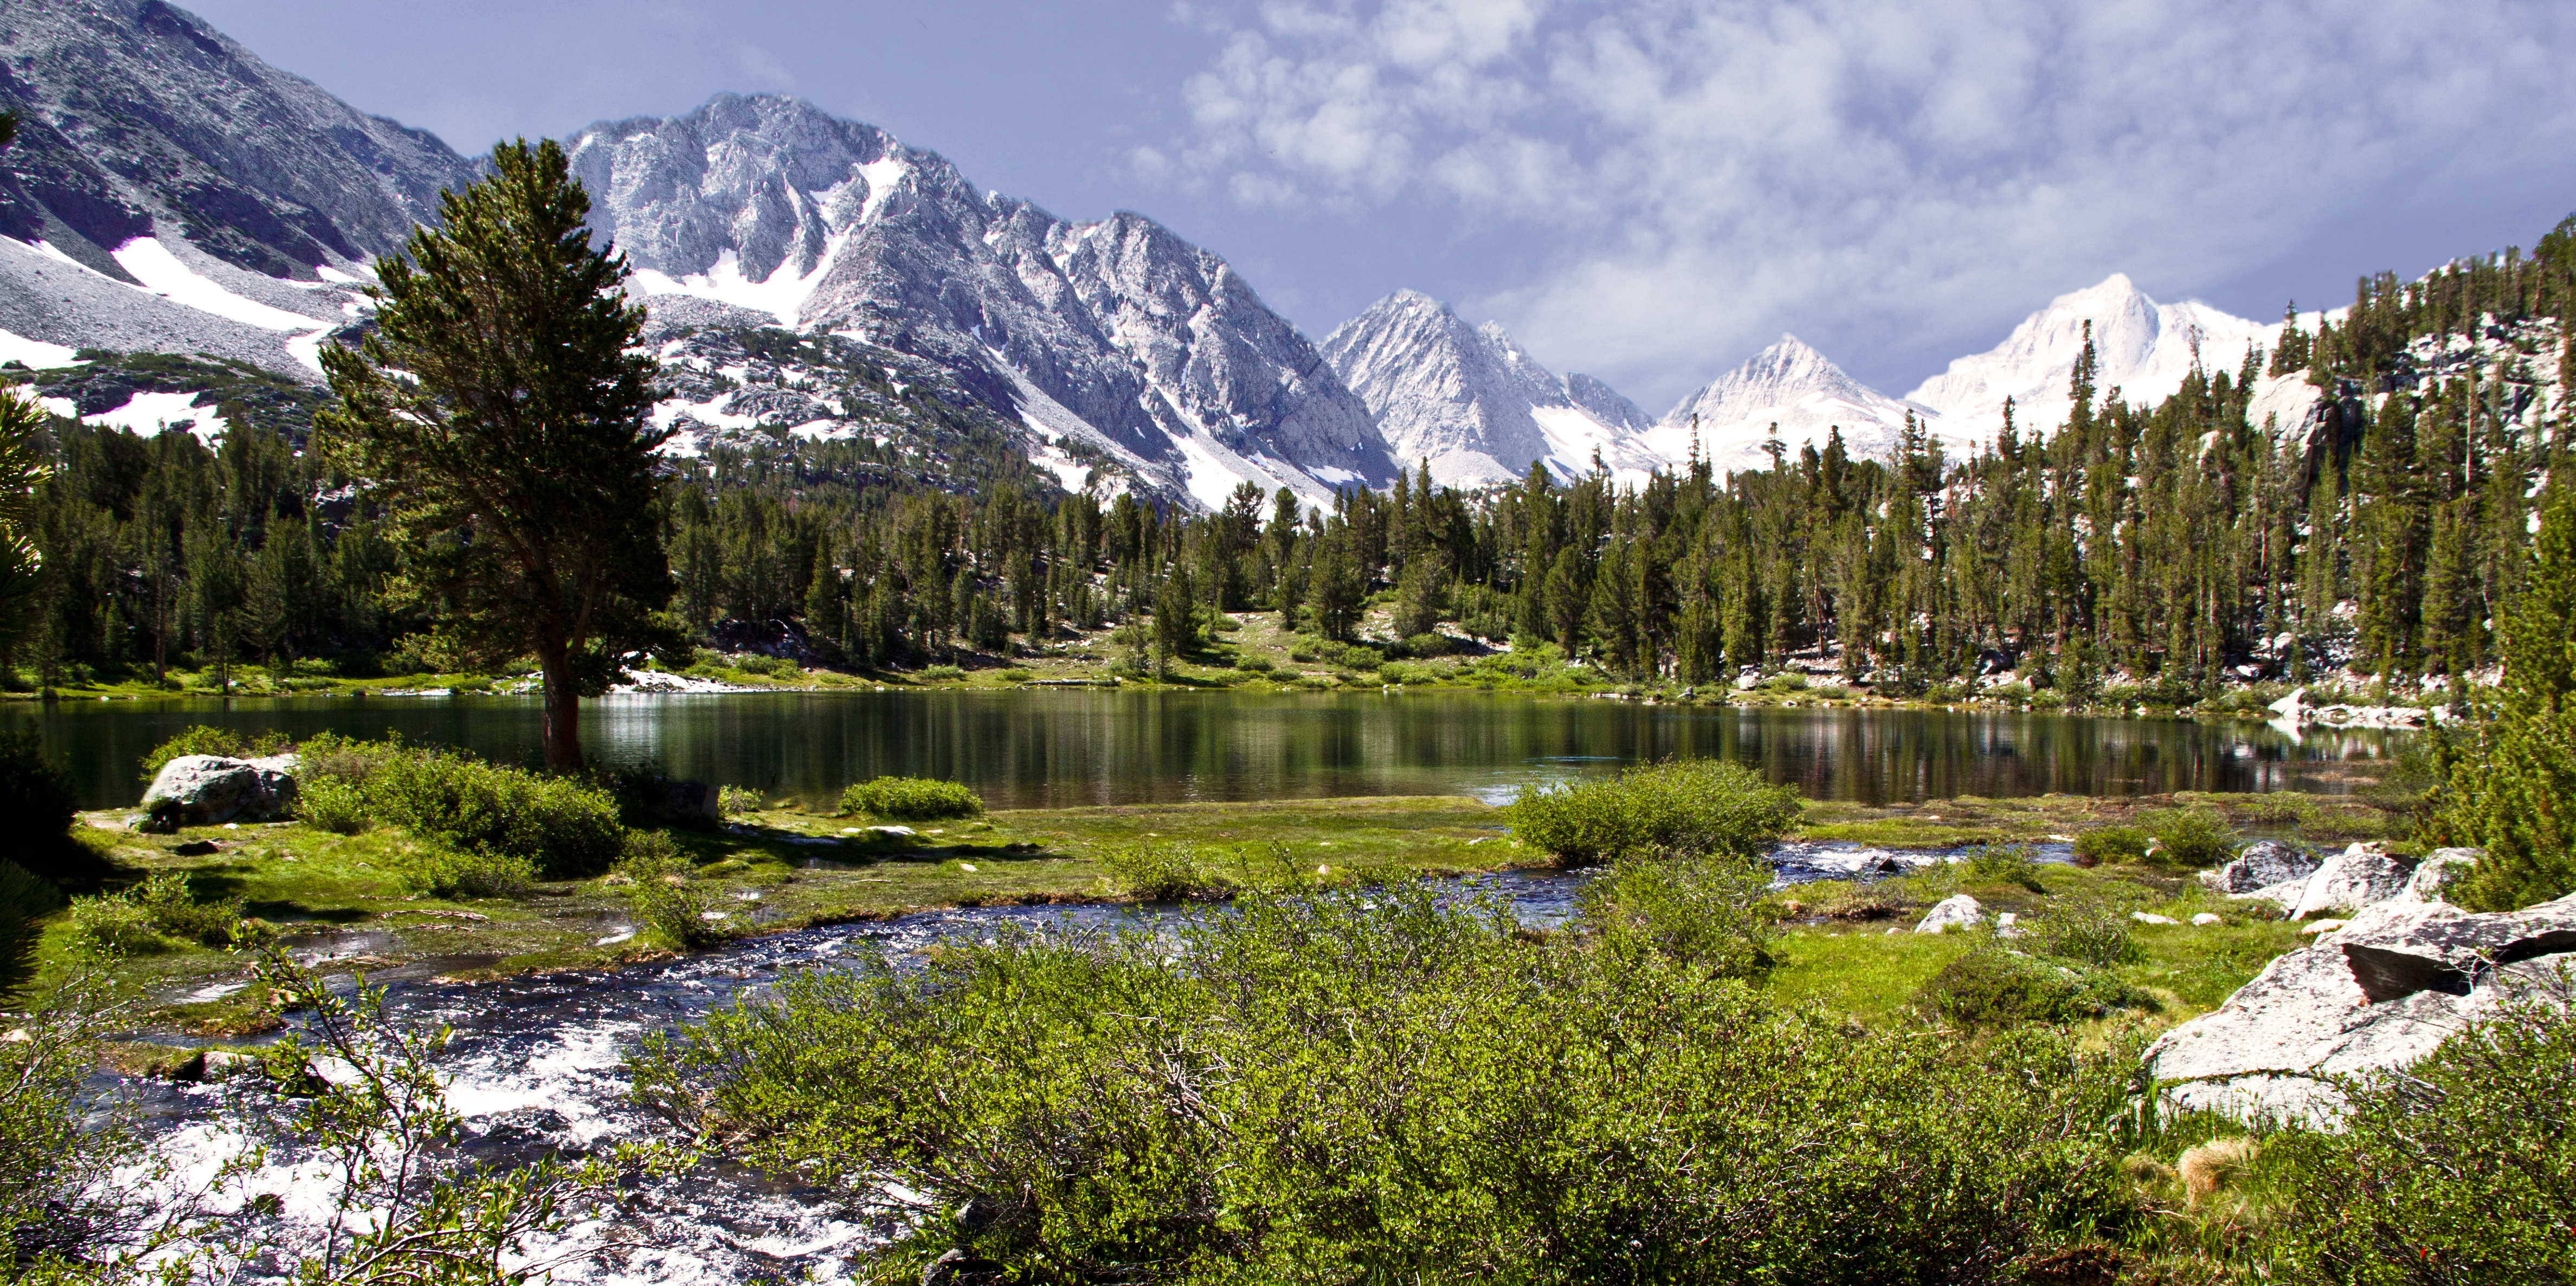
[319,139,672,769]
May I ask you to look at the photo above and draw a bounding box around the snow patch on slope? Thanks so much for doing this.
[43,390,227,445]
[631,233,848,327]
[111,237,324,331]
[1652,335,1955,473]
[0,327,81,368]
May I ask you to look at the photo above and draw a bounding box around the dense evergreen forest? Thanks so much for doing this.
[10,217,2572,699]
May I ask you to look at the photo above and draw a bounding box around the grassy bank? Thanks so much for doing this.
[34,780,2403,1044]
[7,607,2459,723]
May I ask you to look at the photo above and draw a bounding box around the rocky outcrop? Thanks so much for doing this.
[140,754,297,828]
[2144,851,2576,1124]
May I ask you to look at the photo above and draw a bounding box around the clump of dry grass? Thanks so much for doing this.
[2176,1136,2261,1205]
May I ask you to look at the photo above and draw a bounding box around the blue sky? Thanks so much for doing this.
[190,0,2576,408]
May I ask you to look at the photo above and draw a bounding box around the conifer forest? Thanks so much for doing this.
[14,218,2573,702]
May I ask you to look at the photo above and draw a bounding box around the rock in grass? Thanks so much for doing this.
[2290,843,2418,921]
[2200,839,2319,894]
[2191,912,2223,926]
[141,754,298,828]
[1914,894,1983,934]
[2144,873,2573,1126]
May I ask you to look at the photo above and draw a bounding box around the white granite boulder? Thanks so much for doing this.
[141,754,298,828]
[2200,840,2320,894]
[1914,894,1984,934]
[2143,857,2576,1127]
[2290,843,2419,920]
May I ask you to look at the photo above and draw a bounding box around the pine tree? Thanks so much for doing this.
[2429,474,2576,910]
[319,139,671,768]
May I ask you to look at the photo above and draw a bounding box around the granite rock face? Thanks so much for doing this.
[1915,894,1984,934]
[2290,844,2419,920]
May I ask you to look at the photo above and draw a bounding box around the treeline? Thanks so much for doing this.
[10,217,2573,694]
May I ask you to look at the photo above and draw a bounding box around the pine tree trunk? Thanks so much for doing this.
[540,649,583,770]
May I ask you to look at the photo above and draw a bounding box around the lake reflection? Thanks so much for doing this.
[28,689,2399,811]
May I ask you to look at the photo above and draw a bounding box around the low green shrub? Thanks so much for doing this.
[2073,826,2150,866]
[718,785,764,817]
[634,884,2137,1283]
[2030,900,2141,968]
[616,831,730,949]
[1967,841,2044,890]
[1577,853,1778,976]
[137,724,289,779]
[733,654,798,678]
[2137,807,2235,868]
[1911,946,2154,1027]
[67,872,272,955]
[408,845,537,900]
[2261,982,2576,1281]
[1507,758,1800,867]
[1097,841,1231,901]
[1233,655,1276,673]
[839,776,986,821]
[916,664,965,682]
[364,747,626,878]
[297,775,373,834]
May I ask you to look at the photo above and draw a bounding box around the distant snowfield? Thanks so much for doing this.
[41,389,226,445]
[0,326,80,368]
[111,237,324,331]
[630,235,847,328]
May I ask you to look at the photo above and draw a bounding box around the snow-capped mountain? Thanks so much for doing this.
[0,0,475,378]
[1906,274,2272,443]
[1321,290,1657,487]
[1648,335,1958,472]
[568,93,1395,509]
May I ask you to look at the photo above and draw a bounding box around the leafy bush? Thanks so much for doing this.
[2137,807,2235,868]
[1577,853,1778,976]
[1098,840,1232,901]
[1400,632,1452,658]
[1912,947,2154,1027]
[137,724,289,779]
[917,664,965,682]
[718,785,764,817]
[634,883,2136,1283]
[839,776,986,821]
[1967,841,2044,890]
[407,844,537,900]
[2264,981,2576,1281]
[616,831,730,949]
[2030,900,2141,969]
[297,774,373,834]
[1233,655,1275,673]
[364,748,627,878]
[67,872,269,955]
[732,653,798,678]
[1506,758,1800,867]
[2073,826,2149,866]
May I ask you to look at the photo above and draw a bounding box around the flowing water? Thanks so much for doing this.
[34,688,2398,811]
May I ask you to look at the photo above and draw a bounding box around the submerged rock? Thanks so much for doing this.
[1914,894,1983,934]
[141,754,298,829]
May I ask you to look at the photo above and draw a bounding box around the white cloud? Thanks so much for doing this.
[1167,0,2576,405]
